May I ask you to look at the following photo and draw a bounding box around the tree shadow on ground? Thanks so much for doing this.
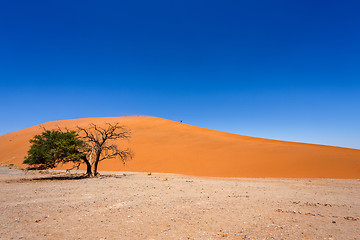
[29,175,88,181]
[23,173,126,182]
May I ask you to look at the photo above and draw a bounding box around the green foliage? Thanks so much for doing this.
[23,129,86,169]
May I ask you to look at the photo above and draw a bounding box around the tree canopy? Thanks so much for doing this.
[24,129,86,169]
[23,123,133,177]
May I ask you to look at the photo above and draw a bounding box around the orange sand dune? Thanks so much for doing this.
[0,116,359,178]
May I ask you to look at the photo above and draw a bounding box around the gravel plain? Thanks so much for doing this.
[0,166,359,240]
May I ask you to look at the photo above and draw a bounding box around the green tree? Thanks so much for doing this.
[23,129,86,170]
[23,123,133,177]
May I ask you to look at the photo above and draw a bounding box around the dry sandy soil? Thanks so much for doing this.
[0,167,359,240]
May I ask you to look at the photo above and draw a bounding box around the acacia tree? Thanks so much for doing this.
[24,129,86,170]
[77,122,133,177]
[23,123,133,177]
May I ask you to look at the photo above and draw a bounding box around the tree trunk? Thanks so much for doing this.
[93,161,99,176]
[82,157,93,177]
[85,161,92,177]
[93,152,101,176]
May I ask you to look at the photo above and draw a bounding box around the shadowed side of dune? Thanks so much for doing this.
[0,116,359,178]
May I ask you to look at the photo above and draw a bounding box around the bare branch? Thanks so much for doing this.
[77,122,133,176]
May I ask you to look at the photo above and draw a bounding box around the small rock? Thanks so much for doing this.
[344,216,357,221]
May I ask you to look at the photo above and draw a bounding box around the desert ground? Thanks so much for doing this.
[0,166,359,240]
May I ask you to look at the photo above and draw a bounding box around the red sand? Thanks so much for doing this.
[0,116,359,178]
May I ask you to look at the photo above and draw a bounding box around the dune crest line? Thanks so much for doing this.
[0,116,359,178]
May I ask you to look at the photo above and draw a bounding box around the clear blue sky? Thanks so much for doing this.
[1,0,359,149]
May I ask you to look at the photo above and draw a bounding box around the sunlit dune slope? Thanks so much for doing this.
[0,116,359,178]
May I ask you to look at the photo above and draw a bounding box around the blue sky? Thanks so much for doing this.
[1,0,359,149]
